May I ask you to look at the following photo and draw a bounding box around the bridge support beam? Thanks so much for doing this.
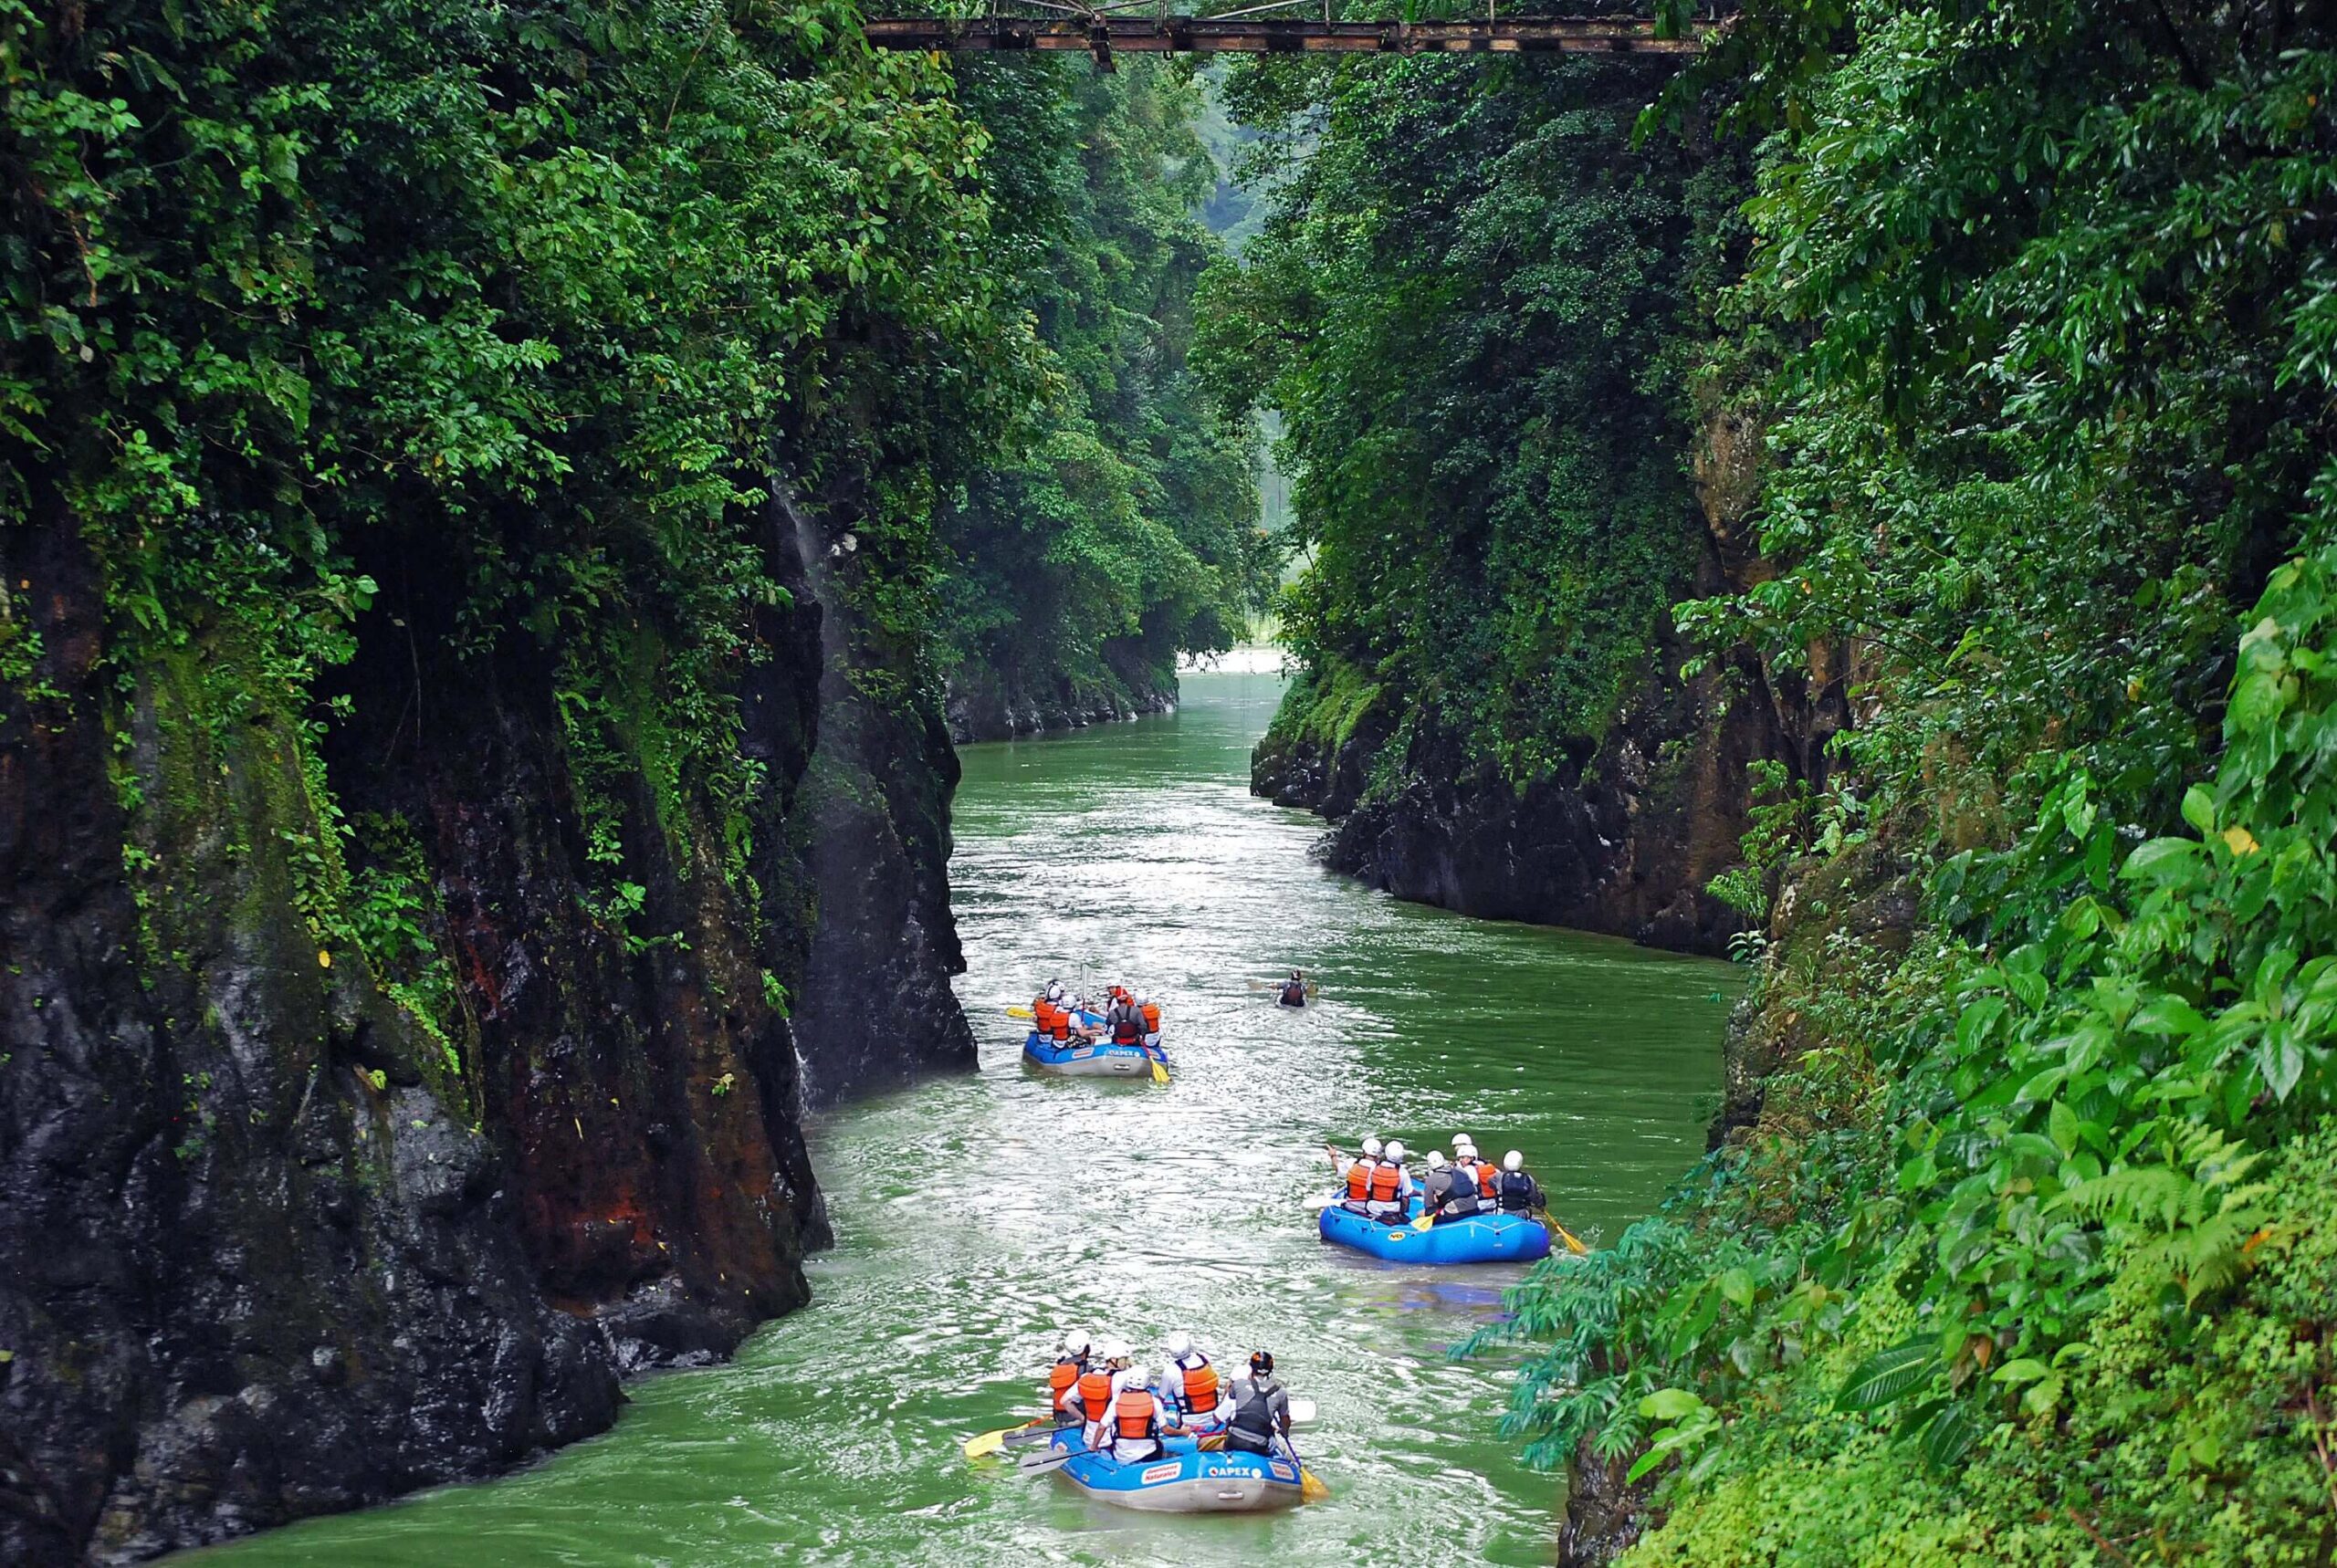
[861,16,1706,56]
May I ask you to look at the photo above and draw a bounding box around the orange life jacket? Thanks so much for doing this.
[1033,998,1058,1037]
[1369,1162,1402,1204]
[1050,1358,1081,1413]
[1476,1163,1499,1199]
[1114,1387,1158,1440]
[1078,1368,1116,1419]
[1179,1357,1218,1413]
[1345,1160,1372,1201]
[1141,1001,1161,1031]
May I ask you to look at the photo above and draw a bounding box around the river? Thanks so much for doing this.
[194,669,1734,1567]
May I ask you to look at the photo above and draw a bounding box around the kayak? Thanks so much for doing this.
[1022,1010,1167,1079]
[1317,1203,1552,1265]
[1050,1430,1303,1513]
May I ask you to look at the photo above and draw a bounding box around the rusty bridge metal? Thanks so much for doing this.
[860,5,1715,64]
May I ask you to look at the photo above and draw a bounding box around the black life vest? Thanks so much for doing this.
[1497,1168,1537,1212]
[1110,1003,1143,1043]
[1228,1378,1277,1446]
[1278,980,1305,1007]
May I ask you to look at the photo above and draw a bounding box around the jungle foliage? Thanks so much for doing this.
[5,0,1056,1027]
[1419,0,2337,1560]
[1198,50,1735,788]
[939,58,1274,720]
[2,5,1258,1051]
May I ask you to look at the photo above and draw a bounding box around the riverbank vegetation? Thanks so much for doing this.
[1207,1,2337,1559]
[939,59,1278,736]
[1199,51,1729,793]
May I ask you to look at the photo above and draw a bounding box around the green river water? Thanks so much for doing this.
[195,669,1735,1567]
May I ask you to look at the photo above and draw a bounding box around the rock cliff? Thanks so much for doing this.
[0,479,969,1563]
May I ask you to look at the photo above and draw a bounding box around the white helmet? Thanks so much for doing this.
[1102,1338,1132,1363]
[1385,1141,1406,1163]
[1164,1331,1192,1360]
[1360,1136,1383,1158]
[1452,1134,1476,1154]
[1126,1364,1153,1389]
[1062,1329,1091,1356]
[1504,1150,1525,1172]
[1047,980,1064,1000]
[1426,1150,1448,1170]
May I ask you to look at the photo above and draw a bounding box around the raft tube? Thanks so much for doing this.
[1052,1432,1302,1513]
[1021,1010,1168,1079]
[1317,1203,1552,1265]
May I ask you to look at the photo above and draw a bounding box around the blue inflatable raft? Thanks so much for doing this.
[1318,1202,1552,1265]
[1049,1430,1302,1512]
[1021,1012,1168,1079]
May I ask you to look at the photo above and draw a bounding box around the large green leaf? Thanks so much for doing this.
[1834,1340,1939,1413]
[1920,1401,1980,1472]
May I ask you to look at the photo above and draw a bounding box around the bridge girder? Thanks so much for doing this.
[861,12,1712,61]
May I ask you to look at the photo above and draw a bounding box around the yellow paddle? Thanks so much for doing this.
[1281,1429,1331,1502]
[1149,1048,1169,1085]
[962,1416,1049,1459]
[1530,1206,1588,1255]
[1006,1006,1033,1019]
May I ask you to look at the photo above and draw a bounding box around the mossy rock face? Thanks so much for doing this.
[944,632,1179,743]
[2,518,628,1565]
[788,501,979,1106]
[1255,640,1785,957]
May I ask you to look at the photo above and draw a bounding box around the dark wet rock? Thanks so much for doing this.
[944,638,1177,743]
[1258,645,1773,957]
[781,492,979,1105]
[0,465,978,1559]
[1559,1446,1650,1565]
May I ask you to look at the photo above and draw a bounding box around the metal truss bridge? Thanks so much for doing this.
[860,4,1716,64]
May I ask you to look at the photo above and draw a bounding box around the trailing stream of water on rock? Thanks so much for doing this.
[193,671,1735,1566]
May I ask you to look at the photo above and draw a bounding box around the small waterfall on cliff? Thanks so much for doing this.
[773,476,842,1109]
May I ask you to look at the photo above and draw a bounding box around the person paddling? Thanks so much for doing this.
[1105,991,1148,1053]
[1277,969,1306,1008]
[1367,1140,1411,1226]
[1495,1150,1546,1214]
[1103,1364,1185,1463]
[1222,1351,1292,1457]
[1047,1330,1093,1427]
[1330,1136,1381,1214]
[1163,1332,1226,1427]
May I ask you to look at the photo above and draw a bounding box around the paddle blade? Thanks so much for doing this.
[1150,1057,1169,1085]
[1556,1222,1588,1255]
[962,1429,1009,1459]
[1020,1448,1078,1475]
[1006,1006,1033,1019]
[1300,1468,1332,1503]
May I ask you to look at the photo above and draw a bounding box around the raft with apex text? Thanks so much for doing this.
[1046,1430,1303,1512]
[1317,1203,1552,1264]
[1021,1012,1168,1079]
